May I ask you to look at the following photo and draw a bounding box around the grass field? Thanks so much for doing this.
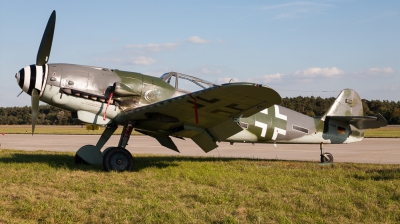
[364,125,400,138]
[1,125,399,138]
[0,150,399,223]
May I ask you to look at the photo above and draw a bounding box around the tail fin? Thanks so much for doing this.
[322,89,387,130]
[322,89,363,120]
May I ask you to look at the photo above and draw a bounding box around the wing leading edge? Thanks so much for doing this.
[115,83,281,152]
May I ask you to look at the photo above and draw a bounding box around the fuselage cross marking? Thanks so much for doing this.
[255,105,287,140]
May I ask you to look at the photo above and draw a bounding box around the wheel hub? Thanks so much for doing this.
[110,153,128,169]
[103,147,134,172]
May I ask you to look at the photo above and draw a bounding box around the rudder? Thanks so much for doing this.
[322,89,363,120]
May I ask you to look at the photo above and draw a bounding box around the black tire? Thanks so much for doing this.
[321,152,334,163]
[75,153,90,165]
[103,147,134,172]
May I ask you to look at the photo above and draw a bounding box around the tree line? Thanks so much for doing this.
[1,97,399,125]
[0,105,75,125]
[280,96,400,124]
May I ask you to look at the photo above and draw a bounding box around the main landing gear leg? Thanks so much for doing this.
[75,124,118,165]
[320,142,333,163]
[102,122,134,172]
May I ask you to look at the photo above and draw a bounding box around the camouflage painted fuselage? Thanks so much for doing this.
[17,63,364,146]
[229,88,366,145]
[229,105,364,145]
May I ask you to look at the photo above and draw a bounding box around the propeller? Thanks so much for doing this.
[31,10,56,134]
[36,10,56,66]
[31,89,39,135]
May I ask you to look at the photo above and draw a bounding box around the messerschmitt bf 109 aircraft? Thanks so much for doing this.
[15,11,387,171]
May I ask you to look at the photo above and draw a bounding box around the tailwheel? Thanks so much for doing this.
[321,152,333,163]
[103,147,134,172]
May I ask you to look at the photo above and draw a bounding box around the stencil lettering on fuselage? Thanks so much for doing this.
[254,105,287,140]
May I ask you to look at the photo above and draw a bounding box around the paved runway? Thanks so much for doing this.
[0,134,399,164]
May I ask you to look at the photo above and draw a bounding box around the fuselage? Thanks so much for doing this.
[15,63,364,144]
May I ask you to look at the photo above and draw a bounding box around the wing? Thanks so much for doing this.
[115,83,281,152]
[328,113,388,129]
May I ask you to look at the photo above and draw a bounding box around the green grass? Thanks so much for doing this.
[364,126,400,138]
[0,150,399,223]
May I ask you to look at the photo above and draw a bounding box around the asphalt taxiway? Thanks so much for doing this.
[0,134,399,164]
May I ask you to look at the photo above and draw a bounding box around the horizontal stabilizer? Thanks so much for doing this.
[327,113,387,129]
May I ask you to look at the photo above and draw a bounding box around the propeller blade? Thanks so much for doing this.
[36,10,56,66]
[17,90,23,97]
[31,89,40,135]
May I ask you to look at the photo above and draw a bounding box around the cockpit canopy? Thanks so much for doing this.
[160,72,218,93]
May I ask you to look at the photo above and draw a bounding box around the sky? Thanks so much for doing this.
[1,0,399,107]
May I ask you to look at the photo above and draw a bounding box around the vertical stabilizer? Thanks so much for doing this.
[322,89,363,120]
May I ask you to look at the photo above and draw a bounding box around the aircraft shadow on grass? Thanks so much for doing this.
[0,153,100,171]
[0,152,288,172]
[1,153,398,180]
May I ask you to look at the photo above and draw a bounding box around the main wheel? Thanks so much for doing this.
[321,152,334,163]
[103,147,134,172]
